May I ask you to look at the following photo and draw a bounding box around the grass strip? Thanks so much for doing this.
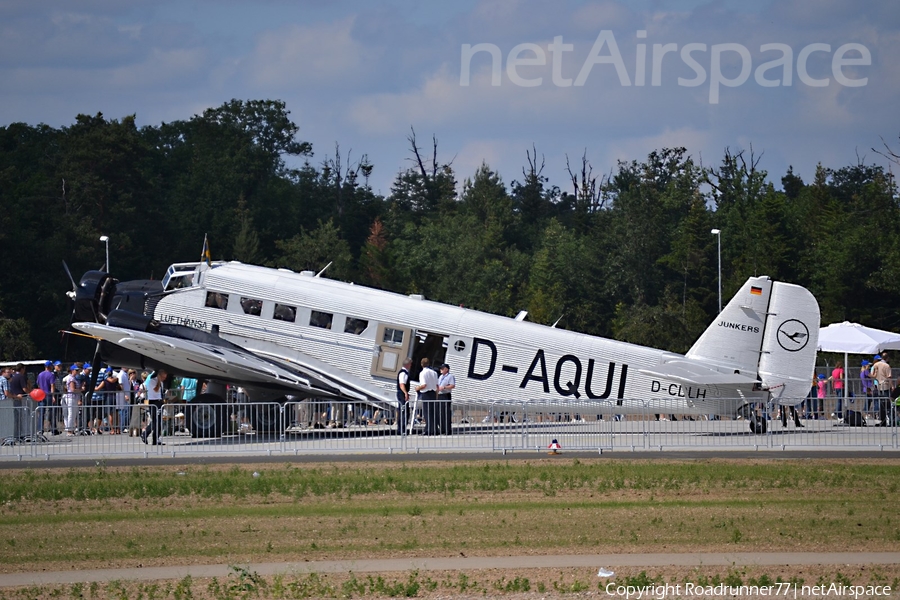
[0,458,897,573]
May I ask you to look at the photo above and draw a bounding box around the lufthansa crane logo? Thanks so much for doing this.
[776,319,810,352]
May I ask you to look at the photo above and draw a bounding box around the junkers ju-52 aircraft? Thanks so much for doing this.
[66,258,819,436]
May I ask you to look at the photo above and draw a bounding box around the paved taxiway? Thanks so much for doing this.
[2,553,899,588]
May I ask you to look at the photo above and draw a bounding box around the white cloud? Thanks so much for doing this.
[1,0,898,196]
[243,18,367,89]
[455,139,524,183]
[570,1,634,32]
[603,127,714,168]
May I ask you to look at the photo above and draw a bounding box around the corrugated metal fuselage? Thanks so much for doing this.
[151,262,764,416]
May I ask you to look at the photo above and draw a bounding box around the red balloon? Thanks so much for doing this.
[29,389,45,402]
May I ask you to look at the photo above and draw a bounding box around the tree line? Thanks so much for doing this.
[1,99,898,360]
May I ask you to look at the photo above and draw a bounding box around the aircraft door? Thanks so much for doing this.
[410,332,448,377]
[370,324,412,378]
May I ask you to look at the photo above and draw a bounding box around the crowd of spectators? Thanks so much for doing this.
[1,361,196,438]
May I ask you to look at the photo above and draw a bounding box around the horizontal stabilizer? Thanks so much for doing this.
[639,360,759,387]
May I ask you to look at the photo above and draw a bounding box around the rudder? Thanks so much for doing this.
[757,281,820,402]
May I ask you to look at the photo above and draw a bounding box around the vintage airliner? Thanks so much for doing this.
[69,259,820,435]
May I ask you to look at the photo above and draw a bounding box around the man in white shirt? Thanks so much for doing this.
[62,365,80,435]
[415,358,439,435]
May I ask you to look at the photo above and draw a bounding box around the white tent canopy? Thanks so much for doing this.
[817,321,900,406]
[818,321,900,355]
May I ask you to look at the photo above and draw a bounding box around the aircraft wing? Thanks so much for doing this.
[73,322,385,403]
[638,360,760,388]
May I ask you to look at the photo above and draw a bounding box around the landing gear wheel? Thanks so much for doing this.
[189,393,226,438]
[736,404,754,421]
[252,402,282,432]
[749,415,767,434]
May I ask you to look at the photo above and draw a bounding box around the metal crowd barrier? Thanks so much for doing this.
[1,394,897,460]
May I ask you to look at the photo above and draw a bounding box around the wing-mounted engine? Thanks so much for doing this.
[72,269,164,325]
[73,270,116,324]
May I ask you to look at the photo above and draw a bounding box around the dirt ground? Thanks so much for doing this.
[1,459,898,598]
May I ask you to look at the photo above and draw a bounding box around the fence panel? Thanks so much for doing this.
[1,394,896,460]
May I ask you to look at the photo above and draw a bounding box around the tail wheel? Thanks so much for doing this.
[189,393,226,438]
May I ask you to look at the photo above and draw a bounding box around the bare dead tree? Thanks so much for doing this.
[873,135,900,190]
[404,127,457,212]
[873,134,900,166]
[523,144,546,182]
[565,149,607,212]
[704,146,764,201]
[322,143,375,217]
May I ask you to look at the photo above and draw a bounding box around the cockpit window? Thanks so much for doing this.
[165,274,193,290]
[273,304,296,322]
[345,317,368,335]
[241,297,262,316]
[163,264,199,291]
[309,310,333,329]
[205,292,228,310]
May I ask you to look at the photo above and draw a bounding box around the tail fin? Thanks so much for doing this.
[686,276,773,377]
[757,281,820,402]
[686,276,819,400]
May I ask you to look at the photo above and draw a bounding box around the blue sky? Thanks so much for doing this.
[2,0,897,196]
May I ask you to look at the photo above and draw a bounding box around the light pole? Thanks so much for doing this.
[99,235,109,273]
[710,229,721,313]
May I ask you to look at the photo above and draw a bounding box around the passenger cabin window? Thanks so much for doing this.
[205,292,228,310]
[309,310,333,329]
[240,297,262,316]
[273,304,296,323]
[382,327,404,346]
[345,317,368,335]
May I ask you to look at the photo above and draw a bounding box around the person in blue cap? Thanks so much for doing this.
[36,361,57,434]
[95,367,122,433]
[51,361,67,432]
[860,359,874,417]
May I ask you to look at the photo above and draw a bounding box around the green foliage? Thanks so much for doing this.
[0,314,37,361]
[611,288,710,354]
[271,219,352,280]
[233,195,263,264]
[2,104,899,359]
[724,569,744,586]
[493,576,531,592]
